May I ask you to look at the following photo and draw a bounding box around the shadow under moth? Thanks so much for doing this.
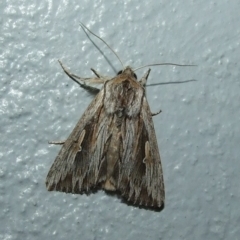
[46,23,194,209]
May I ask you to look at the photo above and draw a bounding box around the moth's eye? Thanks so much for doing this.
[133,73,137,79]
[117,70,123,75]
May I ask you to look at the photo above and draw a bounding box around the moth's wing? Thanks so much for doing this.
[118,97,164,208]
[46,89,111,193]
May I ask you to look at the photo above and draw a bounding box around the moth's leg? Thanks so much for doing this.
[90,68,105,79]
[151,109,162,116]
[90,68,113,84]
[139,69,151,87]
[48,140,65,145]
[58,60,100,94]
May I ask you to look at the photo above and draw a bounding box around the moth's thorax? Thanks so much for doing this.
[104,68,144,117]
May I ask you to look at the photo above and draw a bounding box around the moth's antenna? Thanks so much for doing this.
[133,63,197,71]
[80,22,124,69]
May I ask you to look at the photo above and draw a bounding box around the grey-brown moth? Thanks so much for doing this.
[46,23,193,208]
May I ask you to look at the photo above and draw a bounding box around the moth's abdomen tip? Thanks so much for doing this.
[102,180,116,191]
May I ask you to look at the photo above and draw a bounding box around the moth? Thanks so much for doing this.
[46,23,193,208]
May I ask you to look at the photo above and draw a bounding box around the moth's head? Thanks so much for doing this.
[117,66,137,79]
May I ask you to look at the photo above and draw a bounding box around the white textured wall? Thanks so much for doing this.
[1,0,239,239]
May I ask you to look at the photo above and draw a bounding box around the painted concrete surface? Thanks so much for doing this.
[1,0,239,239]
